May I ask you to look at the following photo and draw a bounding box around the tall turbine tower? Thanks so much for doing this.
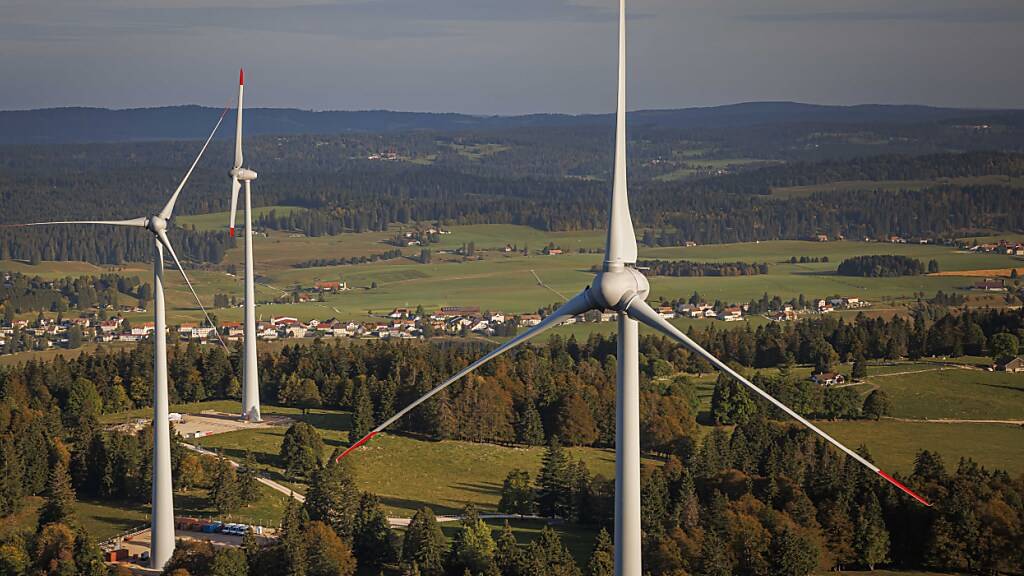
[338,2,931,574]
[19,114,228,570]
[229,69,261,422]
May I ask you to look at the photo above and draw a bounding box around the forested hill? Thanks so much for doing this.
[1,101,1018,145]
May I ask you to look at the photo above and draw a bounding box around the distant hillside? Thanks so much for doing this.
[1,101,1017,145]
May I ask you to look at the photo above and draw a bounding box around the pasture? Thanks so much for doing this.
[865,365,1024,421]
[195,403,651,517]
[2,224,1021,336]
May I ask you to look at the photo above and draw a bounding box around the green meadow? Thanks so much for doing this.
[4,223,1021,328]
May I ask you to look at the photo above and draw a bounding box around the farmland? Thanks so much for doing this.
[3,222,1020,330]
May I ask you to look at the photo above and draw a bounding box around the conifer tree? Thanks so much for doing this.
[38,454,76,529]
[697,529,731,576]
[494,522,524,576]
[402,507,448,576]
[304,458,359,541]
[770,527,818,576]
[533,527,581,576]
[350,384,375,444]
[515,403,545,446]
[586,528,613,576]
[280,497,308,576]
[450,505,496,574]
[72,526,109,576]
[854,492,890,570]
[237,450,260,506]
[210,453,240,515]
[536,437,573,518]
[353,492,397,567]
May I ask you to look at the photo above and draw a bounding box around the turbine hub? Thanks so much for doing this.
[231,167,258,181]
[146,215,168,234]
[589,265,649,312]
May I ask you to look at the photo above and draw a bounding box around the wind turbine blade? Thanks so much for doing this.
[156,230,230,352]
[337,289,596,461]
[625,298,931,507]
[16,218,148,228]
[159,106,230,220]
[604,0,637,266]
[234,68,245,169]
[229,178,240,237]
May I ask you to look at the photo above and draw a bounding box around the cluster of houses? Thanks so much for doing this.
[0,316,93,349]
[966,240,1024,256]
[675,302,745,322]
[767,296,870,322]
[973,278,1009,292]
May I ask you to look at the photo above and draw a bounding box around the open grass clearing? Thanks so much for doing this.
[817,420,1024,477]
[771,174,1024,198]
[177,205,307,232]
[197,405,657,517]
[867,366,1024,421]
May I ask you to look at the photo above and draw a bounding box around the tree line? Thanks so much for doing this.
[292,249,403,269]
[633,260,769,277]
[3,146,1024,263]
[1,271,152,316]
[836,255,927,277]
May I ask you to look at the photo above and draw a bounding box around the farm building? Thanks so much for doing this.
[811,372,846,386]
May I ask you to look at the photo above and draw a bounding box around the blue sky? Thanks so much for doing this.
[1,0,1022,113]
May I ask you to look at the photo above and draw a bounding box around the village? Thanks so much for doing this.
[0,292,878,352]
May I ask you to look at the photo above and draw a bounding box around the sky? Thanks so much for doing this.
[1,0,1022,114]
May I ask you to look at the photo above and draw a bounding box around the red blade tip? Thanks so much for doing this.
[335,431,378,462]
[239,68,244,85]
[229,227,235,237]
[877,470,932,507]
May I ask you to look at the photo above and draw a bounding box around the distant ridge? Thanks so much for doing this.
[1,101,1018,145]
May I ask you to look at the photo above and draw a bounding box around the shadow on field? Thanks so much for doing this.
[451,481,502,498]
[380,496,463,516]
[983,383,1024,394]
[294,411,352,431]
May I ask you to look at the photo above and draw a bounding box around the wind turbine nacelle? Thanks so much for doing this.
[589,266,650,312]
[231,168,258,181]
[145,216,169,234]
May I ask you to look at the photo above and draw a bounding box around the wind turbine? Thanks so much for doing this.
[338,1,931,574]
[228,68,262,422]
[19,112,228,570]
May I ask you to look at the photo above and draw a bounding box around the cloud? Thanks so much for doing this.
[740,7,1024,24]
[0,0,617,43]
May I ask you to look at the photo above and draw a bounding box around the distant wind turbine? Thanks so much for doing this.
[18,111,229,570]
[338,2,931,574]
[228,68,262,422]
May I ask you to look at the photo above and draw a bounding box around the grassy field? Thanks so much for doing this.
[3,224,1021,328]
[866,365,1024,421]
[195,403,655,517]
[177,205,307,232]
[4,485,290,541]
[822,420,1024,477]
[771,174,1024,198]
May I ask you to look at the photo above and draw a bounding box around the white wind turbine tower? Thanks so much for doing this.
[228,68,262,422]
[19,113,229,570]
[338,1,931,574]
